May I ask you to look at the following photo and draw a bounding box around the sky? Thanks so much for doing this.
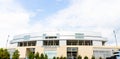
[0,0,120,47]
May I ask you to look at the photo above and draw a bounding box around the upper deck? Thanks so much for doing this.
[10,31,107,43]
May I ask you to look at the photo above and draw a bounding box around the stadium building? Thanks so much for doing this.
[10,31,120,59]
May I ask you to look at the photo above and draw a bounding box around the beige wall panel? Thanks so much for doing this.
[78,46,93,59]
[16,47,26,58]
[57,46,67,57]
[35,46,44,54]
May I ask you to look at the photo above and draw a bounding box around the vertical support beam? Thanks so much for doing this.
[84,40,85,45]
[77,40,79,45]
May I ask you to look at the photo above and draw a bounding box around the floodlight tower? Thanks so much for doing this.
[113,30,118,46]
[6,35,10,48]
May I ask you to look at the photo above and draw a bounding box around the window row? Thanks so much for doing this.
[43,40,59,45]
[18,41,36,46]
[67,40,93,45]
[17,40,104,47]
[43,40,93,46]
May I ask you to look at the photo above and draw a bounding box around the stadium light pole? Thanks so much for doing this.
[6,35,10,48]
[113,30,118,46]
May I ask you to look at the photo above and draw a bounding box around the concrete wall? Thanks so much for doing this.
[57,46,67,57]
[16,46,120,59]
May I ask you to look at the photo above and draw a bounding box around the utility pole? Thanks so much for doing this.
[6,35,9,48]
[113,30,118,46]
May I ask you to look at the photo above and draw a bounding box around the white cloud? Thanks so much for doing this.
[0,0,31,47]
[31,0,120,46]
[1,0,120,47]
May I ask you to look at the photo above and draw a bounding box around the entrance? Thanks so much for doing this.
[67,47,78,59]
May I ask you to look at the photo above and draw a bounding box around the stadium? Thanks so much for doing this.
[10,31,120,59]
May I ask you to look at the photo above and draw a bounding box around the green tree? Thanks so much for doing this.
[0,48,10,59]
[53,56,56,59]
[28,52,34,59]
[60,56,64,59]
[91,56,95,59]
[3,49,10,59]
[84,56,88,59]
[0,48,3,59]
[99,57,102,59]
[44,54,48,59]
[77,55,82,59]
[57,57,60,59]
[35,52,40,59]
[63,57,67,59]
[40,53,45,59]
[12,50,20,59]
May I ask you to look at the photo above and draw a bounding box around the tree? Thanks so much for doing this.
[12,50,20,59]
[84,56,88,59]
[0,48,3,59]
[63,57,67,59]
[35,52,40,59]
[53,56,56,59]
[99,57,102,59]
[40,53,45,59]
[91,56,95,59]
[57,57,60,59]
[44,54,48,59]
[0,48,10,59]
[28,52,34,59]
[3,49,10,59]
[77,55,82,59]
[60,56,64,59]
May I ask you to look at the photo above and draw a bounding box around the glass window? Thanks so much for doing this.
[31,41,36,46]
[28,42,31,46]
[67,47,78,59]
[43,40,59,46]
[18,42,23,46]
[17,41,36,47]
[24,42,27,46]
[67,40,78,45]
[75,33,84,39]
[24,35,30,40]
[67,47,78,52]
[44,50,56,59]
[45,36,57,39]
[67,40,92,46]
[93,50,112,59]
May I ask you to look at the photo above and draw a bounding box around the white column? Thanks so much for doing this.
[36,40,43,46]
[60,40,66,46]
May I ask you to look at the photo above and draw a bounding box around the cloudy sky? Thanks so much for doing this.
[0,0,120,47]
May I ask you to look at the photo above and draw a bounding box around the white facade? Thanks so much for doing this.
[10,31,119,59]
[10,31,106,45]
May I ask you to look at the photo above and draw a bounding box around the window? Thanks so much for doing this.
[45,36,57,39]
[67,47,78,59]
[24,42,27,46]
[67,40,78,45]
[20,42,23,46]
[67,40,93,46]
[24,35,30,40]
[93,50,112,59]
[18,41,36,47]
[44,50,56,59]
[43,40,59,46]
[75,33,84,39]
[102,41,105,46]
[31,41,36,46]
[67,47,78,52]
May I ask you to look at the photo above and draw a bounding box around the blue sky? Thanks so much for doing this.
[17,0,69,24]
[0,0,120,47]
